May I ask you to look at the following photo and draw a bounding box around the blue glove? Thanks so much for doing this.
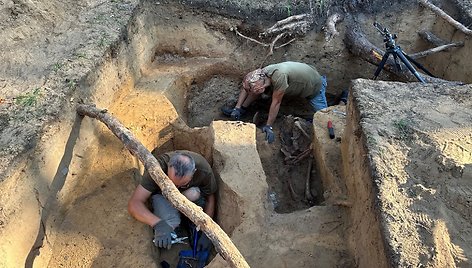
[197,232,212,251]
[153,220,173,249]
[262,125,275,143]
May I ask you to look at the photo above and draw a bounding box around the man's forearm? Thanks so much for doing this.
[235,88,248,108]
[266,101,281,126]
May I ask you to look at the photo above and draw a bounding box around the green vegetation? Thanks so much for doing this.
[285,1,292,17]
[74,51,87,58]
[393,118,413,140]
[316,0,327,14]
[67,79,77,90]
[53,62,63,73]
[15,88,41,106]
[98,33,109,48]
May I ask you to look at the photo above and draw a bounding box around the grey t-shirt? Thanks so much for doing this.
[263,61,322,99]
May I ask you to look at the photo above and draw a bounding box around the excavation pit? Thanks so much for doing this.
[1,0,472,267]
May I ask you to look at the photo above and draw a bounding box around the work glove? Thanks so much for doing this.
[196,232,212,251]
[230,108,244,120]
[262,125,275,143]
[153,220,174,249]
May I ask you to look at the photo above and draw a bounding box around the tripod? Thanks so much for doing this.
[372,22,435,83]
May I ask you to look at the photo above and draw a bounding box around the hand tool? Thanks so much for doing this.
[328,121,335,139]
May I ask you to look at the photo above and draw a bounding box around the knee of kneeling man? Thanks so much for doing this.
[182,187,201,201]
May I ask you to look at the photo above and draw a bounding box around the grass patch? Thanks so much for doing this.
[98,33,109,48]
[66,79,77,90]
[16,88,41,106]
[285,1,292,17]
[53,63,63,73]
[393,118,413,140]
[74,52,87,58]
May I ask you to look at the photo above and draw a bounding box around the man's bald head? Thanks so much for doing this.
[169,153,196,178]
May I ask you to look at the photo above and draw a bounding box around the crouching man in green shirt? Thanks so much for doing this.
[128,150,217,250]
[222,61,328,143]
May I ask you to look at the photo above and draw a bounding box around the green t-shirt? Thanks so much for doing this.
[263,61,322,99]
[140,150,218,196]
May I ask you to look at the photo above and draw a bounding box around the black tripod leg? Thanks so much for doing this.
[373,52,391,80]
[396,50,426,83]
[402,52,436,78]
[392,53,402,72]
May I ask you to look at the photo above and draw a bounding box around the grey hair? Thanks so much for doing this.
[169,153,196,177]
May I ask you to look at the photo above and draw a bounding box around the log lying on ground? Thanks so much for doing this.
[344,24,462,84]
[418,0,472,36]
[77,104,249,268]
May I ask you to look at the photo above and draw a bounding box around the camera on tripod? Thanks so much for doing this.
[374,22,397,50]
[372,21,435,83]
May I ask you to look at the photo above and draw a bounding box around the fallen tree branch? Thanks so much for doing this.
[409,41,464,59]
[76,104,249,268]
[418,0,472,36]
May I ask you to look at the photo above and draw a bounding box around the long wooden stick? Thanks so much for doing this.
[409,41,464,59]
[77,104,249,268]
[418,0,472,36]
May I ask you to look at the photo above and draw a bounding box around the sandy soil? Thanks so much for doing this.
[1,0,472,267]
[344,79,472,267]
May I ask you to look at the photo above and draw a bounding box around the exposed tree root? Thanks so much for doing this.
[259,13,314,37]
[418,0,472,36]
[76,104,249,268]
[324,13,344,42]
[233,27,296,67]
[232,13,316,66]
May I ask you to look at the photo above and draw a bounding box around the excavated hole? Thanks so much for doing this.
[13,1,472,267]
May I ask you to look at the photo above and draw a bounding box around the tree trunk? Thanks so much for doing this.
[77,104,249,268]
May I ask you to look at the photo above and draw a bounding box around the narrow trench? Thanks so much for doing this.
[187,75,327,213]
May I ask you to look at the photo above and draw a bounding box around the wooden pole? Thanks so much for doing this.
[409,41,464,59]
[77,104,250,268]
